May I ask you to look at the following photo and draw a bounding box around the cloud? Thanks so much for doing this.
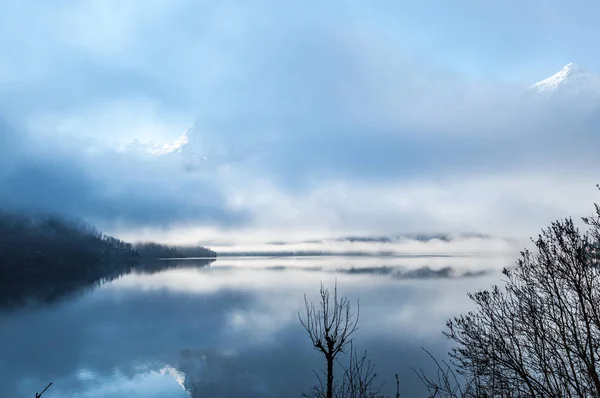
[210,235,518,256]
[4,3,600,398]
[0,119,247,229]
[1,1,600,245]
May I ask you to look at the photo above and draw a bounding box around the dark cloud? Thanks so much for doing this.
[1,1,599,238]
[0,121,247,230]
[184,98,600,191]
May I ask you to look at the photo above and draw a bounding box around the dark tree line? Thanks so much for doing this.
[301,193,600,397]
[133,242,217,259]
[0,210,216,308]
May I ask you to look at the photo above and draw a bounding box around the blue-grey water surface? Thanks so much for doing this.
[0,255,514,397]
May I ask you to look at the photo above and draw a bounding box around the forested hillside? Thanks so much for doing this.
[0,211,216,307]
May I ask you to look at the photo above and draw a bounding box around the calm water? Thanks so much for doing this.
[0,255,514,397]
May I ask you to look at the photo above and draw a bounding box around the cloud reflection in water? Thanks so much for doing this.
[0,255,514,397]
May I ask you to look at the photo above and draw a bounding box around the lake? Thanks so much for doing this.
[0,254,515,397]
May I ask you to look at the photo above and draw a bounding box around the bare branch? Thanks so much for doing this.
[299,280,365,398]
[424,197,600,397]
[35,382,53,398]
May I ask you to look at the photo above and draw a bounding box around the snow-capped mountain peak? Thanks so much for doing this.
[529,63,600,97]
[146,129,189,156]
[120,129,190,156]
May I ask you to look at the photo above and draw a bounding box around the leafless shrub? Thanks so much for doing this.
[439,195,600,397]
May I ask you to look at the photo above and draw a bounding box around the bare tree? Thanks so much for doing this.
[303,344,388,398]
[299,281,360,398]
[338,342,386,398]
[437,198,600,397]
[299,284,464,398]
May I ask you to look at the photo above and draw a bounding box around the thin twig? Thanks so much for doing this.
[36,382,53,398]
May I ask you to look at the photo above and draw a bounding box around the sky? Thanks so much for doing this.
[2,0,600,247]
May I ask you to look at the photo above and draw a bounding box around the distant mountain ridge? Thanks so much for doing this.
[215,233,516,257]
[332,232,492,244]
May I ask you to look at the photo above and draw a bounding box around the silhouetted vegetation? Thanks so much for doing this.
[0,210,215,308]
[302,194,600,397]
[300,281,390,398]
[35,382,53,398]
[439,208,600,396]
[0,211,135,307]
[134,242,216,259]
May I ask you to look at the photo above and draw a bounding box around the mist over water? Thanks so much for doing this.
[0,254,515,398]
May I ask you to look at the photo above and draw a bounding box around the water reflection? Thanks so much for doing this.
[0,255,514,397]
[0,258,214,311]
